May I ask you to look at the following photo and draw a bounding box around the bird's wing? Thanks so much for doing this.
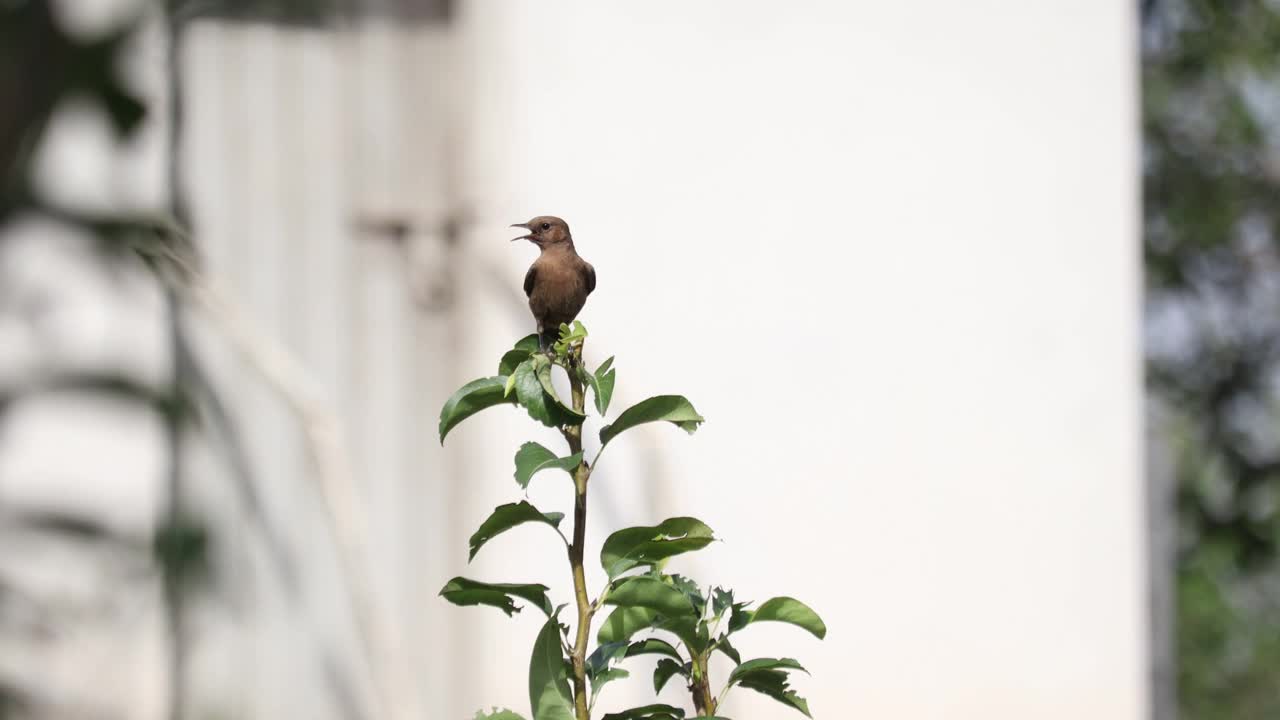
[523,265,536,298]
[583,262,596,294]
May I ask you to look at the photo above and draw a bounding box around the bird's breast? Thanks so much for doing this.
[528,256,590,325]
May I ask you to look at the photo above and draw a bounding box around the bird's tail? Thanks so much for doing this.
[539,327,558,352]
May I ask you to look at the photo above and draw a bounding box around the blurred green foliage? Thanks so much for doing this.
[1144,0,1280,716]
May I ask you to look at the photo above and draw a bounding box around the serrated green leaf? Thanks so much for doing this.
[652,658,687,693]
[729,657,808,684]
[624,638,682,661]
[473,709,528,720]
[727,602,752,634]
[606,577,697,618]
[600,518,716,578]
[712,587,734,619]
[529,614,575,720]
[514,442,582,490]
[732,666,811,718]
[439,377,515,443]
[469,502,564,561]
[746,597,827,640]
[668,574,707,617]
[601,704,685,720]
[599,395,703,448]
[597,606,659,645]
[439,577,552,617]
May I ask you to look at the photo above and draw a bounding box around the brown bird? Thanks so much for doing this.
[511,215,596,350]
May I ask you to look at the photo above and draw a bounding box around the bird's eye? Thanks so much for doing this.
[540,222,551,231]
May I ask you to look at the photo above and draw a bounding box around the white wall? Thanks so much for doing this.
[446,2,1143,719]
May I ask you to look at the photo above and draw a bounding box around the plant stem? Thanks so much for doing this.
[691,653,717,717]
[562,351,593,720]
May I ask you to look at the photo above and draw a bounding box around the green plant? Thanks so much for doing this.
[439,323,826,720]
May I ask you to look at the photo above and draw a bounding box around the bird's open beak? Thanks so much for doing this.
[509,222,532,242]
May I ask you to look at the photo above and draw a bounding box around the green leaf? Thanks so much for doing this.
[587,641,630,677]
[469,502,564,561]
[597,606,659,645]
[652,658,687,693]
[731,665,811,718]
[599,395,703,448]
[597,356,615,376]
[473,709,528,720]
[499,332,540,375]
[529,615,575,720]
[712,587,734,619]
[439,377,515,443]
[606,577,697,618]
[728,657,808,684]
[553,321,589,355]
[715,636,742,665]
[584,374,601,411]
[600,518,716,578]
[513,357,586,428]
[439,577,552,617]
[500,349,533,376]
[655,614,707,655]
[589,356,617,416]
[601,704,685,720]
[746,597,827,640]
[514,443,583,490]
[727,601,752,633]
[513,359,554,426]
[624,638,682,661]
[534,354,587,421]
[590,668,630,701]
[668,574,707,617]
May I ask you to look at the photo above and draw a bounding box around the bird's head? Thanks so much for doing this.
[511,216,572,248]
